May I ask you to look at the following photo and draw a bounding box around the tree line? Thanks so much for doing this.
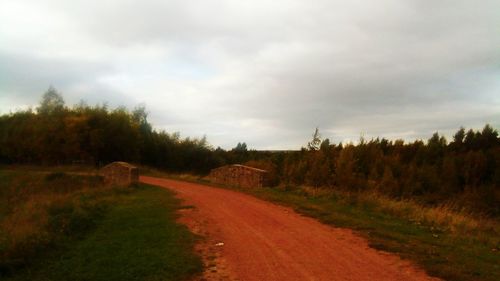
[0,87,220,173]
[1,88,498,215]
[275,126,499,216]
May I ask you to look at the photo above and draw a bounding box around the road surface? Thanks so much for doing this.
[140,176,439,281]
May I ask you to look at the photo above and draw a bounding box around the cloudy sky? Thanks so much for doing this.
[1,0,499,149]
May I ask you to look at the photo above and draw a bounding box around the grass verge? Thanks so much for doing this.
[1,168,202,281]
[248,187,499,281]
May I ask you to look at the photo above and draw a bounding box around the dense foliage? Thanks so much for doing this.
[1,88,499,215]
[0,88,220,173]
[273,126,500,216]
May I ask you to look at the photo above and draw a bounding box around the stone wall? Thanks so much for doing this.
[209,164,268,188]
[100,161,139,186]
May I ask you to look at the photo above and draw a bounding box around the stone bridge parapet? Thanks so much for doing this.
[209,164,269,188]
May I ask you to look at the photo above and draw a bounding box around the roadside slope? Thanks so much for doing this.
[141,176,440,281]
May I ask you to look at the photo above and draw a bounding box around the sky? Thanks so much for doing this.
[1,0,499,150]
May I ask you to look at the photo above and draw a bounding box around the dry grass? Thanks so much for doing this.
[0,169,118,274]
[296,185,499,246]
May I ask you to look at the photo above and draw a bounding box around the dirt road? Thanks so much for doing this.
[140,176,439,281]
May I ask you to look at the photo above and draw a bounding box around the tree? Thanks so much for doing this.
[464,129,479,150]
[441,156,460,194]
[233,142,248,152]
[428,132,447,147]
[132,104,151,131]
[453,127,466,145]
[450,127,466,152]
[379,166,399,195]
[335,145,357,189]
[480,124,499,149]
[427,132,447,164]
[320,138,331,152]
[305,150,331,187]
[307,127,321,151]
[38,86,65,114]
[463,151,487,188]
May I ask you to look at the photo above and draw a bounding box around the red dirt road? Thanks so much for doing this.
[140,176,440,281]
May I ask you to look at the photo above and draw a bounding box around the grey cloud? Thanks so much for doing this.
[1,0,499,149]
[0,52,136,110]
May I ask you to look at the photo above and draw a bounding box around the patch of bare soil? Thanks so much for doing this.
[177,206,237,280]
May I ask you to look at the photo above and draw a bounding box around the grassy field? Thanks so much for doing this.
[0,167,202,281]
[145,169,500,281]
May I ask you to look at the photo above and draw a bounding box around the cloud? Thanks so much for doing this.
[1,0,499,149]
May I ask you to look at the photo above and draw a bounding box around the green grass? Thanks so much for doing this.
[1,168,202,281]
[7,184,202,281]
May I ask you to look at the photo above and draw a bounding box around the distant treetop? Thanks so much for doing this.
[37,86,65,114]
